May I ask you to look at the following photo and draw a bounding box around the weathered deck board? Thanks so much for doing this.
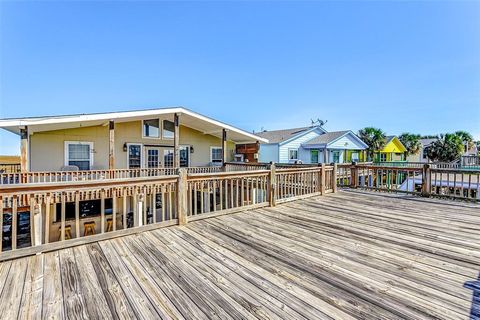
[0,189,478,320]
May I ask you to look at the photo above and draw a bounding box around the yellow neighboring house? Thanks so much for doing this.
[374,136,407,162]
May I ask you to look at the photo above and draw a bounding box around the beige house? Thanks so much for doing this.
[0,107,267,172]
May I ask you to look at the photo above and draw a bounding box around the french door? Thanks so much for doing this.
[145,147,162,168]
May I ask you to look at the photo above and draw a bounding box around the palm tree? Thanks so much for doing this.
[454,131,474,152]
[358,127,387,161]
[426,133,464,162]
[398,133,422,156]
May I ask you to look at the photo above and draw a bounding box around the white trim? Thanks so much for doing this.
[142,118,161,139]
[64,141,94,169]
[126,143,144,169]
[0,107,269,143]
[210,146,223,163]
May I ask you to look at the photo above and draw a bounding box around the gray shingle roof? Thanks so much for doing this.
[302,130,349,145]
[255,126,313,144]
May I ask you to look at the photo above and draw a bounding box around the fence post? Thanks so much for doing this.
[421,164,431,197]
[350,162,358,188]
[269,163,276,207]
[320,163,326,195]
[177,168,188,225]
[333,163,338,193]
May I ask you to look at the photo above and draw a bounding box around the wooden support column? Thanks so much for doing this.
[320,163,326,195]
[333,163,338,193]
[323,149,328,164]
[422,164,431,197]
[269,163,276,207]
[174,113,180,169]
[222,129,227,164]
[177,168,188,225]
[32,199,42,246]
[109,120,115,169]
[20,126,29,172]
[350,162,358,188]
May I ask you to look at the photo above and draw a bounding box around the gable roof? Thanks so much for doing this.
[380,135,407,153]
[303,130,349,145]
[255,126,326,144]
[302,130,368,149]
[0,107,268,144]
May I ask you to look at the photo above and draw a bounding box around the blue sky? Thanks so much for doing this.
[1,1,479,155]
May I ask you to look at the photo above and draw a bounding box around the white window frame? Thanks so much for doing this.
[288,148,298,161]
[162,119,175,140]
[210,146,223,163]
[142,118,161,139]
[64,141,94,169]
[127,143,144,169]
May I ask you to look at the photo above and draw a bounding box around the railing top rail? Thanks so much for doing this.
[0,175,179,195]
[187,169,270,180]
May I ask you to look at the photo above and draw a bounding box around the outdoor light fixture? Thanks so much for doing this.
[190,146,194,153]
[123,143,127,152]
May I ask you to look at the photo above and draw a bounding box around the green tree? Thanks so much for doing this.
[358,127,387,161]
[426,133,464,162]
[398,133,422,156]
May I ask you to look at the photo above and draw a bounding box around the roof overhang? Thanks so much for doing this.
[0,107,268,144]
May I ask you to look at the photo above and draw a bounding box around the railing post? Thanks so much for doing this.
[32,199,42,246]
[269,163,276,207]
[333,163,338,193]
[320,163,326,195]
[422,164,431,197]
[177,168,188,225]
[350,162,358,189]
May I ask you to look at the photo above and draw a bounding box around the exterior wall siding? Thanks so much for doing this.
[30,120,235,171]
[279,129,324,163]
[258,144,279,163]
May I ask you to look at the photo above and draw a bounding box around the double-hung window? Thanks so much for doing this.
[210,147,223,163]
[288,149,298,161]
[143,119,160,138]
[65,142,93,170]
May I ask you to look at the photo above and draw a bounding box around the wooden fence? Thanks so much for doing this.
[0,164,336,260]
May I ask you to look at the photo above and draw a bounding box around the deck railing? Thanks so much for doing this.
[0,167,178,185]
[344,163,480,201]
[0,163,21,174]
[0,164,336,260]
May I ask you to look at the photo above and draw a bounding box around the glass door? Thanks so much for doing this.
[310,150,319,163]
[128,144,142,169]
[145,147,161,168]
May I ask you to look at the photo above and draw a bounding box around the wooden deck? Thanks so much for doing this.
[0,190,479,320]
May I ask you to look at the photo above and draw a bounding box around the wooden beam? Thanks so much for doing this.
[222,129,227,164]
[174,113,180,168]
[109,120,115,170]
[20,126,29,172]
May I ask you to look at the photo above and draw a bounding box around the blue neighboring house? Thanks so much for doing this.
[256,125,368,164]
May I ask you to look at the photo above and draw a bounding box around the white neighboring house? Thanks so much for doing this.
[256,126,368,164]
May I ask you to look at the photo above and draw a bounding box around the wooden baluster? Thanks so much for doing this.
[219,179,223,210]
[122,192,127,229]
[230,178,234,208]
[112,190,117,231]
[12,195,18,250]
[161,187,166,221]
[169,185,174,219]
[60,193,66,241]
[241,178,245,207]
[152,188,156,224]
[0,196,3,252]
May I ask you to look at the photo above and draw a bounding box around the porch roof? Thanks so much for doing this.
[0,107,268,144]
